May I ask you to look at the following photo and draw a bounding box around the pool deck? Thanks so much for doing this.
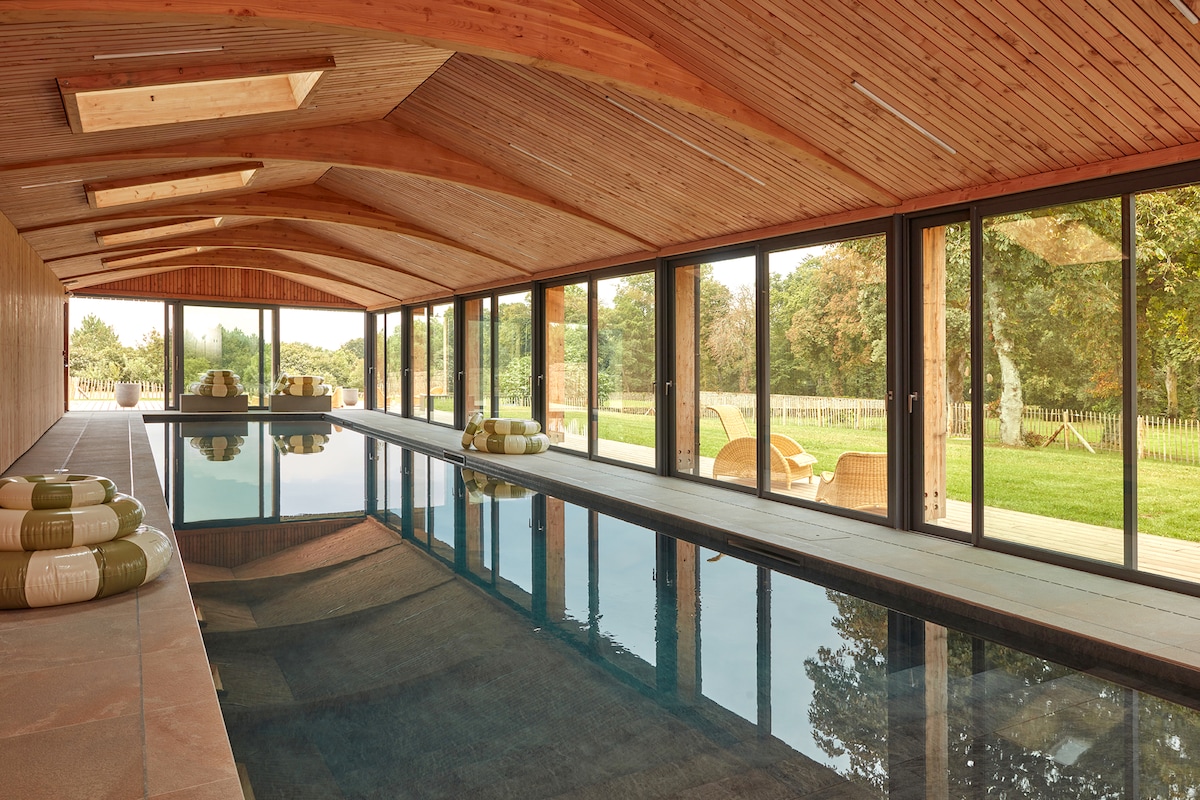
[6,409,1200,799]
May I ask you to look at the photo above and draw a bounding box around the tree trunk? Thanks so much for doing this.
[985,286,1024,445]
[1166,362,1179,419]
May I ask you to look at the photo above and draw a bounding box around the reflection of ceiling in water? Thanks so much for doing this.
[990,216,1121,267]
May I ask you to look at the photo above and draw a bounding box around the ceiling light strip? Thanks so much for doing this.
[93,46,225,60]
[20,178,86,189]
[508,143,573,176]
[604,96,766,187]
[1167,0,1200,23]
[852,81,956,155]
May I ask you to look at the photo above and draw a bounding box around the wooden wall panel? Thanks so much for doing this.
[0,210,64,473]
[86,266,360,308]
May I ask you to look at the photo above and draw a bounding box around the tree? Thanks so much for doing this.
[598,272,656,395]
[70,314,129,382]
[781,238,888,398]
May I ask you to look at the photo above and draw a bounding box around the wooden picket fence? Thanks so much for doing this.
[598,391,1200,466]
[71,377,164,399]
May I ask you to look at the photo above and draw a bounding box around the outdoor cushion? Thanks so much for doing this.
[276,383,332,396]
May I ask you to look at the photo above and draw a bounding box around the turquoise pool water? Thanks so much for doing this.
[148,421,1200,799]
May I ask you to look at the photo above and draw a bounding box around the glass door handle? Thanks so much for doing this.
[908,392,919,413]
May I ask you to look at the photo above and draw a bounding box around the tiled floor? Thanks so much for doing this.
[8,409,1200,799]
[0,413,241,800]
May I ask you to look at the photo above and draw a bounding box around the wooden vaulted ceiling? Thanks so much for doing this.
[2,1,1200,309]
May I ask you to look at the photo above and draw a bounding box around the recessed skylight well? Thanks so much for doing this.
[58,56,334,134]
[85,164,262,209]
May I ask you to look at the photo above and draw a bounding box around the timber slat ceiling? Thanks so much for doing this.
[84,266,359,308]
[2,2,1200,307]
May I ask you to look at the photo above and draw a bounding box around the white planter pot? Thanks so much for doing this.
[114,382,141,408]
[342,387,359,406]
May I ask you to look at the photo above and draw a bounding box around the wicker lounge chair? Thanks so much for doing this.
[708,405,816,487]
[814,451,888,512]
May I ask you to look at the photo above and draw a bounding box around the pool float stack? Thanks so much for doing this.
[273,374,332,397]
[189,435,244,462]
[0,474,172,609]
[461,412,550,454]
[460,468,532,502]
[188,369,245,398]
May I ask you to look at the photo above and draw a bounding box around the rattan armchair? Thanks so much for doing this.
[708,405,816,486]
[814,451,888,511]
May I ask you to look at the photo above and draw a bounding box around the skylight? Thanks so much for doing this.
[85,163,262,209]
[58,56,334,134]
[96,217,224,246]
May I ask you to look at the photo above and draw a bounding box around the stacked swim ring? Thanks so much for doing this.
[273,433,329,454]
[0,474,173,609]
[460,468,532,502]
[461,412,550,454]
[189,435,243,462]
[188,369,244,397]
[272,374,332,397]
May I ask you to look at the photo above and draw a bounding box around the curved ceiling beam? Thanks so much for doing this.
[3,121,657,251]
[67,248,406,301]
[0,1,899,206]
[22,186,532,275]
[54,221,457,292]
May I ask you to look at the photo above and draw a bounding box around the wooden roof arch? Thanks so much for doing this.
[2,1,1200,308]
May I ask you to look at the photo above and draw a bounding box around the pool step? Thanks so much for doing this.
[194,602,206,628]
[236,763,255,800]
[210,662,225,695]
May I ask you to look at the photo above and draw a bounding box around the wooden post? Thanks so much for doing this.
[675,540,698,700]
[545,497,566,621]
[464,490,483,573]
[675,267,697,473]
[545,287,565,442]
[923,227,948,521]
[1137,415,1146,460]
[925,622,949,800]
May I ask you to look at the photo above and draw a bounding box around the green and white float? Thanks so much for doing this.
[0,475,172,609]
[462,416,549,454]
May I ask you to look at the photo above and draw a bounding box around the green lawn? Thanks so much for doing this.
[587,410,1200,542]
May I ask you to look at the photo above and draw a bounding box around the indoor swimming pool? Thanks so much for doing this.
[147,420,1200,799]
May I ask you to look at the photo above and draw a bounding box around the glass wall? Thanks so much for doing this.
[1135,185,1200,580]
[410,307,428,419]
[182,305,264,405]
[430,302,455,425]
[544,281,589,452]
[766,235,888,514]
[596,271,656,468]
[915,220,973,534]
[374,315,386,410]
[981,200,1124,563]
[673,252,757,483]
[463,297,492,417]
[497,291,532,418]
[278,308,365,405]
[67,296,168,411]
[384,311,403,413]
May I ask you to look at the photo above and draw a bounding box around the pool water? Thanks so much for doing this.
[148,421,1200,799]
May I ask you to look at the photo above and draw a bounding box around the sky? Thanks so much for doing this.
[70,297,365,349]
